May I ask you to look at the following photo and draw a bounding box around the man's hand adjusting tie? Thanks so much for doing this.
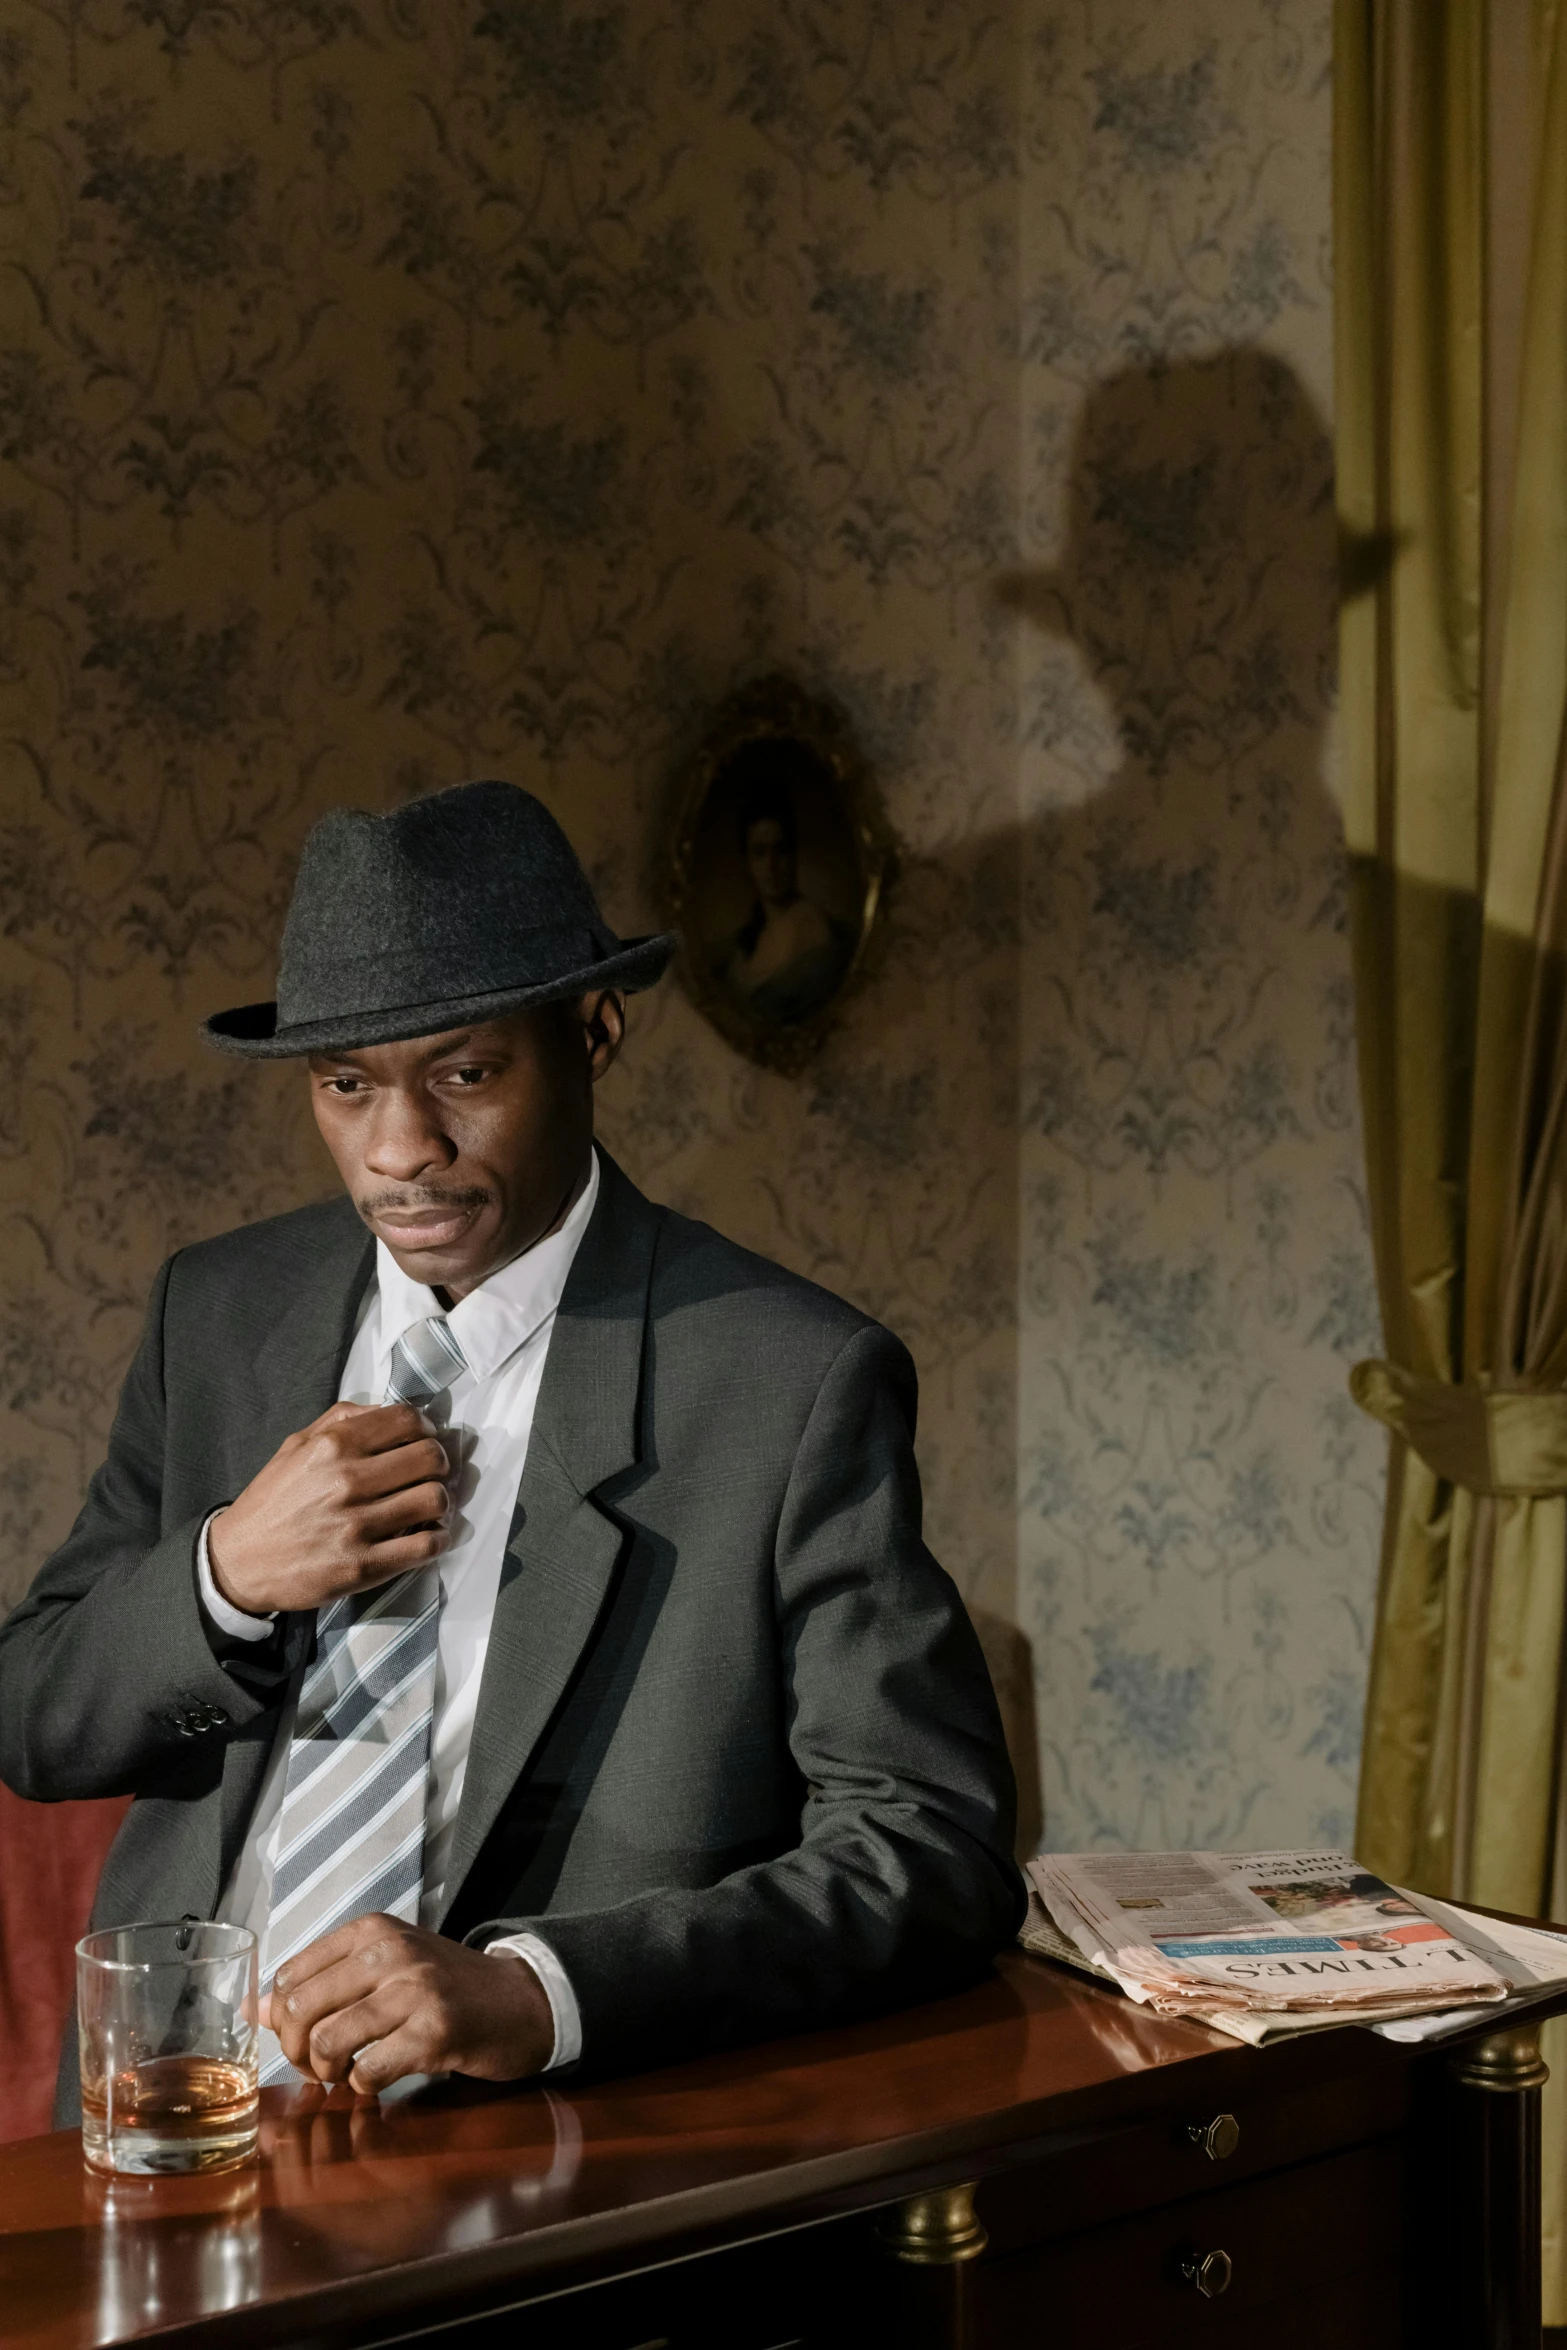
[206,1400,452,1618]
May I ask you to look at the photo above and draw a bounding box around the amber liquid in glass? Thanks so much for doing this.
[82,2054,259,2174]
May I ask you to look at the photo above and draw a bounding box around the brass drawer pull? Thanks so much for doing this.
[1179,2248,1233,2300]
[1186,2112,1240,2161]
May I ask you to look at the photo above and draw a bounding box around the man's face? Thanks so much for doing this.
[308,994,624,1300]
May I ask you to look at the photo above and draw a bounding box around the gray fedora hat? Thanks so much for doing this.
[202,779,673,1058]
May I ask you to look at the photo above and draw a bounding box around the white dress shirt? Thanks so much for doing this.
[201,1153,600,2072]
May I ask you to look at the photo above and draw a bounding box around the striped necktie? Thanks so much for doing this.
[258,1312,466,2081]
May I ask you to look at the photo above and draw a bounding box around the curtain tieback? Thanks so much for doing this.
[1351,1360,1567,1497]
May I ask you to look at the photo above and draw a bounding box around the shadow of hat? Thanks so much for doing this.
[991,354,1397,650]
[203,780,673,1059]
[998,523,1399,639]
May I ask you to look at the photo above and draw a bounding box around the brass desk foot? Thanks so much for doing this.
[876,2183,988,2266]
[1449,2021,1549,2350]
[875,2183,987,2350]
[1452,2021,1549,2096]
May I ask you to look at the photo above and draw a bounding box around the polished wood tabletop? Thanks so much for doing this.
[0,1952,1444,2350]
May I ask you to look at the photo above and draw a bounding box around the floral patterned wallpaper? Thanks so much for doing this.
[0,0,1381,1854]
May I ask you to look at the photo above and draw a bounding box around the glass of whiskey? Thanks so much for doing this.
[77,1921,259,2174]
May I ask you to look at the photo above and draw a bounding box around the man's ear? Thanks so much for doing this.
[582,989,626,1081]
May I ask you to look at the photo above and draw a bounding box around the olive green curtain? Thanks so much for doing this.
[1336,0,1567,2311]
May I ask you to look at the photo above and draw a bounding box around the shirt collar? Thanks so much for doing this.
[371,1149,600,1389]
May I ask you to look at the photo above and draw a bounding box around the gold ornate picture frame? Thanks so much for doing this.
[667,675,895,1073]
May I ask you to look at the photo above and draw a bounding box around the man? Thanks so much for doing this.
[0,780,1022,2111]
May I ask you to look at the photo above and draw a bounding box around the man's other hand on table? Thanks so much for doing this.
[260,1914,555,2091]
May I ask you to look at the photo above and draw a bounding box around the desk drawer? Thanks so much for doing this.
[979,2054,1412,2253]
[968,2137,1407,2349]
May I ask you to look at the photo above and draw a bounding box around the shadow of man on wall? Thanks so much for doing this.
[995,348,1375,1852]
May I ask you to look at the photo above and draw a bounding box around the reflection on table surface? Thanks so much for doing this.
[0,1955,1230,2350]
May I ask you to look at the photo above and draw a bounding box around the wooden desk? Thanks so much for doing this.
[3,1950,1563,2350]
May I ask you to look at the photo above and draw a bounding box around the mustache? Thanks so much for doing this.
[358,1185,493,1215]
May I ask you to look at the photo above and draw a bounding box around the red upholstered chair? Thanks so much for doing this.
[0,1785,130,2140]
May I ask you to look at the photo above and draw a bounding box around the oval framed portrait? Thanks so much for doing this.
[667,675,895,1072]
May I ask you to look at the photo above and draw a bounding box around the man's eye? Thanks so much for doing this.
[326,1077,363,1095]
[451,1066,486,1085]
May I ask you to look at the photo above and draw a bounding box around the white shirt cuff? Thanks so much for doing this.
[486,1932,581,2070]
[196,1511,276,1643]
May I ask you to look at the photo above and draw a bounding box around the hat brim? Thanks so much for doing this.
[200,934,675,1059]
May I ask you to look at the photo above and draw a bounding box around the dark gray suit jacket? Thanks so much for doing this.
[0,1148,1022,2114]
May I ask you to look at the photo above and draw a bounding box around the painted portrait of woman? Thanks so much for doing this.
[709,751,857,1028]
[670,680,891,1069]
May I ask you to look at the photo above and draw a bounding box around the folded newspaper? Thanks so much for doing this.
[1024,1849,1518,2045]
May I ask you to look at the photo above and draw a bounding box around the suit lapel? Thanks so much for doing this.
[439,1149,662,1919]
[247,1201,376,1473]
[219,1202,375,1883]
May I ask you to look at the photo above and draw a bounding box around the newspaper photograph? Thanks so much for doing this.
[1027,1848,1508,2017]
